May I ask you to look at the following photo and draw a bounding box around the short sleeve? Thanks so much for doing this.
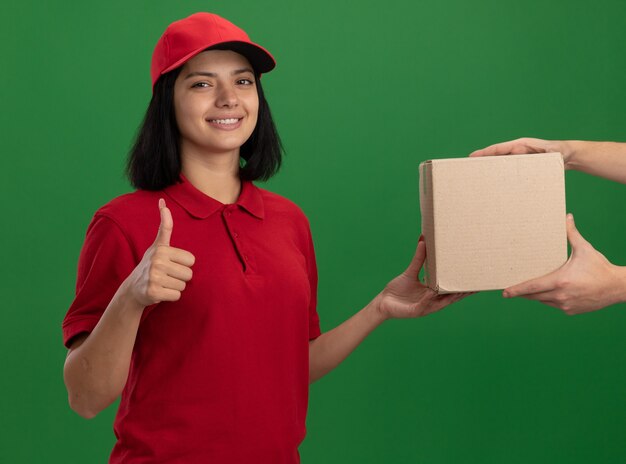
[303,221,321,340]
[62,214,138,348]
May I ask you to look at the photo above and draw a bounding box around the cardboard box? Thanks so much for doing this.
[419,152,567,293]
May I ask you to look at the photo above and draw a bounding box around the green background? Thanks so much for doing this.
[1,0,625,462]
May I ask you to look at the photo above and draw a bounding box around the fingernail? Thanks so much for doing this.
[503,291,510,298]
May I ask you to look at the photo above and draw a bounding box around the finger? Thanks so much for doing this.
[158,288,182,302]
[565,213,589,251]
[155,198,173,247]
[164,261,194,282]
[433,295,463,311]
[159,275,187,292]
[519,292,576,313]
[517,290,559,302]
[405,239,426,277]
[469,138,548,158]
[421,291,468,316]
[469,140,521,158]
[167,247,196,267]
[443,291,474,303]
[502,272,559,298]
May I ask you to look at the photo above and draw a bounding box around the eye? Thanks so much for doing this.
[237,78,255,85]
[191,82,211,88]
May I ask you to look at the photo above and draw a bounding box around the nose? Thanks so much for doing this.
[215,83,238,108]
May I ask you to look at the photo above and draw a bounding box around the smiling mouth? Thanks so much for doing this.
[207,118,242,125]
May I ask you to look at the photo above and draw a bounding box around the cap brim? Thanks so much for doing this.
[160,40,275,78]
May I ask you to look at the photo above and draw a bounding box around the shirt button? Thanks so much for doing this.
[243,254,249,261]
[233,232,239,238]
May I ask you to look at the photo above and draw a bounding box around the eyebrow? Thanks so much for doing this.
[184,68,255,79]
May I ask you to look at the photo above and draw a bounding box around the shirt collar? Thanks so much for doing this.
[163,173,264,220]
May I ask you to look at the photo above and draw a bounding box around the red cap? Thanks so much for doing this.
[150,12,276,91]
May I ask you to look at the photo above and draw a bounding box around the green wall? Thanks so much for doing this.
[1,0,624,462]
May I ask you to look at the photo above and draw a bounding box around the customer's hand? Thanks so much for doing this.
[503,214,626,315]
[469,137,576,164]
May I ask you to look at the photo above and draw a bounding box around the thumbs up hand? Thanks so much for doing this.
[124,199,196,308]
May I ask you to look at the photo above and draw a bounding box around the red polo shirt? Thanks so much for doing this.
[62,175,321,463]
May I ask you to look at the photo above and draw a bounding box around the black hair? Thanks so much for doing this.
[126,65,283,190]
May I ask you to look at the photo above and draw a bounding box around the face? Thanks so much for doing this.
[173,50,259,159]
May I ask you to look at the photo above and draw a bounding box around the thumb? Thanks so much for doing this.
[405,237,427,277]
[566,213,588,252]
[154,198,173,246]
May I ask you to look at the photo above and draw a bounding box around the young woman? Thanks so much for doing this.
[62,12,470,463]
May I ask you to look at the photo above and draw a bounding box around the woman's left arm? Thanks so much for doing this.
[309,239,471,383]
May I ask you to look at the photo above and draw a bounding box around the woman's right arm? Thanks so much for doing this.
[469,138,626,184]
[63,284,146,419]
[63,199,194,418]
